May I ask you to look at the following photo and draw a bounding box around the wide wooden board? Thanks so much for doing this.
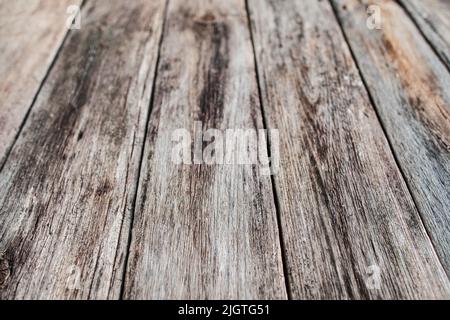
[332,0,450,275]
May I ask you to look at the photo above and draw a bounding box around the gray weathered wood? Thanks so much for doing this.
[0,0,82,168]
[122,0,287,299]
[248,0,450,298]
[332,0,450,275]
[399,0,450,69]
[0,0,166,299]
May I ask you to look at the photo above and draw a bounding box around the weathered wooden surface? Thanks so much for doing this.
[247,0,450,299]
[332,0,450,275]
[0,0,166,299]
[122,0,287,299]
[1,0,449,300]
[399,0,450,69]
[0,0,81,168]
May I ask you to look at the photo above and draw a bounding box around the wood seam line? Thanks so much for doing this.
[118,0,171,300]
[327,0,450,280]
[396,0,450,74]
[0,0,87,173]
[244,0,292,299]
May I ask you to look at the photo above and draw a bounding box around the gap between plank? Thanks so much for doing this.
[244,0,292,300]
[327,0,450,280]
[118,0,171,300]
[396,0,450,74]
[0,0,87,173]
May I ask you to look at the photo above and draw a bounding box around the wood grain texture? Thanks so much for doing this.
[332,0,450,275]
[0,0,81,167]
[247,0,450,299]
[0,0,166,299]
[399,0,450,69]
[123,0,287,299]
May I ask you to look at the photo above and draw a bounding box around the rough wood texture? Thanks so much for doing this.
[332,0,450,275]
[123,0,287,299]
[0,0,166,299]
[247,0,450,299]
[0,0,81,167]
[399,0,450,69]
[1,0,449,300]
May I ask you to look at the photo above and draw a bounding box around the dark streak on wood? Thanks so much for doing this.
[0,0,82,167]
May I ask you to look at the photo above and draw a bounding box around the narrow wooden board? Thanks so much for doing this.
[0,0,166,299]
[122,0,287,299]
[399,0,450,69]
[247,0,450,298]
[0,0,82,167]
[332,0,450,275]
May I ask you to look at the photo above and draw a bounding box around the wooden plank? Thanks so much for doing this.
[0,0,166,299]
[332,0,450,275]
[399,0,450,69]
[122,0,287,299]
[0,0,82,167]
[247,0,450,299]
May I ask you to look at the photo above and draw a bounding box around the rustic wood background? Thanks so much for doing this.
[0,0,449,299]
